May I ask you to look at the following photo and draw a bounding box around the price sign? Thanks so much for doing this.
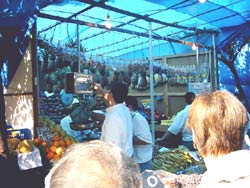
[188,82,211,95]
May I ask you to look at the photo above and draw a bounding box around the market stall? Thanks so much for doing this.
[1,0,250,187]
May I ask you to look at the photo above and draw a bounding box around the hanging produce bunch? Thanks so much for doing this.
[166,64,208,86]
[37,38,209,100]
[128,62,168,90]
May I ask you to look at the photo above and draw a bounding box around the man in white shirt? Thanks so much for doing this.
[125,96,153,172]
[60,102,84,141]
[156,92,196,151]
[60,98,95,141]
[94,82,133,157]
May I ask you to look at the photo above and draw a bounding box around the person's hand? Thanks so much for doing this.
[93,83,101,91]
[94,83,109,100]
[155,137,163,143]
[94,83,105,94]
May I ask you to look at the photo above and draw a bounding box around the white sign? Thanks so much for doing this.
[188,82,211,95]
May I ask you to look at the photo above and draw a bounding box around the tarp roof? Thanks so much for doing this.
[35,0,250,59]
[1,0,250,133]
[1,0,250,59]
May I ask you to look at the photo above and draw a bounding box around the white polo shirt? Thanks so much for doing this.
[168,105,193,142]
[132,111,153,164]
[101,103,133,157]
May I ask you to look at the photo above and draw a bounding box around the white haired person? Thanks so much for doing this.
[44,140,142,188]
[186,90,250,187]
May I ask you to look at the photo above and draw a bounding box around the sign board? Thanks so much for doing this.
[65,72,93,94]
[188,82,212,95]
[36,127,53,142]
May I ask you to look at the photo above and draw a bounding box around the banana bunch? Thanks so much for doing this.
[152,146,198,173]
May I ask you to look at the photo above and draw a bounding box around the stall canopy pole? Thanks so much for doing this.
[77,24,80,72]
[212,33,218,90]
[211,33,218,91]
[0,75,9,158]
[148,21,155,144]
[196,47,199,76]
[209,49,212,85]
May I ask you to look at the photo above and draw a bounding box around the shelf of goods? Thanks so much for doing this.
[39,91,69,124]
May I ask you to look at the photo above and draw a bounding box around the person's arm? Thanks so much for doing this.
[133,136,150,145]
[94,83,106,97]
[94,83,114,106]
[155,130,174,142]
[90,110,106,122]
[70,121,95,130]
[156,109,185,143]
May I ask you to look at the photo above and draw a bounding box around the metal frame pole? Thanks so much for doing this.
[148,21,155,144]
[212,33,218,90]
[77,24,80,72]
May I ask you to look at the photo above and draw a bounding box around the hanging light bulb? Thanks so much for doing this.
[192,43,198,51]
[199,0,206,3]
[106,13,112,29]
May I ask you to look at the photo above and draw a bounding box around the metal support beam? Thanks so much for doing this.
[80,17,140,42]
[78,0,209,33]
[37,4,94,35]
[77,1,191,43]
[37,12,206,49]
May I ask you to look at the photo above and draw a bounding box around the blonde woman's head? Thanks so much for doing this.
[187,90,248,157]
